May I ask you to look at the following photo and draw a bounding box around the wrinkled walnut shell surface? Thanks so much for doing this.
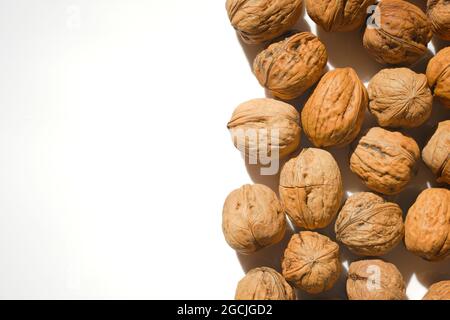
[282,231,341,294]
[235,267,296,300]
[422,120,450,185]
[427,0,450,41]
[222,184,286,254]
[423,280,450,300]
[253,32,328,100]
[427,47,450,109]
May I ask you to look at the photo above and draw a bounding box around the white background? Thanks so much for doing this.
[0,0,448,299]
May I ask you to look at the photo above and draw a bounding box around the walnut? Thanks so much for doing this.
[423,281,450,300]
[335,192,404,256]
[368,68,433,128]
[422,120,450,185]
[226,0,303,44]
[363,0,432,65]
[347,260,406,300]
[279,148,343,229]
[235,267,296,300]
[282,231,341,294]
[301,68,367,148]
[405,188,450,261]
[253,32,328,100]
[350,127,420,195]
[426,47,450,109]
[222,184,286,254]
[427,0,450,41]
[227,98,301,161]
[305,0,376,32]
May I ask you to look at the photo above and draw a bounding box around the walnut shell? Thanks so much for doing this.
[305,0,376,32]
[335,192,404,256]
[301,68,367,148]
[253,32,328,100]
[282,231,341,294]
[222,184,286,254]
[226,0,303,44]
[423,280,450,300]
[368,68,433,128]
[350,127,420,195]
[405,188,450,261]
[426,47,450,109]
[427,0,450,41]
[227,98,301,161]
[235,267,296,300]
[363,0,432,65]
[347,260,406,300]
[422,120,450,184]
[279,148,343,229]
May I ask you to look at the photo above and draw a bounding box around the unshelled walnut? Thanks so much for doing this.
[335,192,404,256]
[235,267,296,300]
[301,68,367,148]
[227,98,301,161]
[253,32,328,100]
[368,68,433,128]
[279,148,343,229]
[222,184,286,254]
[422,120,450,185]
[405,188,450,261]
[423,281,450,300]
[350,127,420,195]
[427,0,450,41]
[226,0,303,44]
[427,47,450,109]
[347,260,406,300]
[282,231,341,294]
[305,0,376,32]
[363,0,432,65]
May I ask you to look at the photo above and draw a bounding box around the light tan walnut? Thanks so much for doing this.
[350,127,420,195]
[227,98,301,161]
[253,32,328,100]
[226,0,303,44]
[405,188,450,261]
[301,68,367,148]
[235,267,296,300]
[363,0,432,65]
[347,259,406,300]
[423,280,450,300]
[427,0,450,41]
[222,184,286,254]
[282,231,341,294]
[305,0,376,32]
[335,192,404,256]
[368,68,433,128]
[279,148,343,229]
[427,47,450,109]
[422,120,450,185]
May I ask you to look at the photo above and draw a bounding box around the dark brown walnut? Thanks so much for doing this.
[427,47,450,109]
[253,32,328,100]
[427,0,450,41]
[422,120,450,184]
[405,188,450,261]
[279,148,343,229]
[222,184,286,255]
[423,281,450,300]
[368,68,433,128]
[235,267,296,300]
[335,192,404,256]
[282,231,341,294]
[305,0,376,32]
[301,68,367,148]
[363,0,432,65]
[227,98,301,161]
[347,260,406,300]
[226,0,303,44]
[350,127,420,195]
